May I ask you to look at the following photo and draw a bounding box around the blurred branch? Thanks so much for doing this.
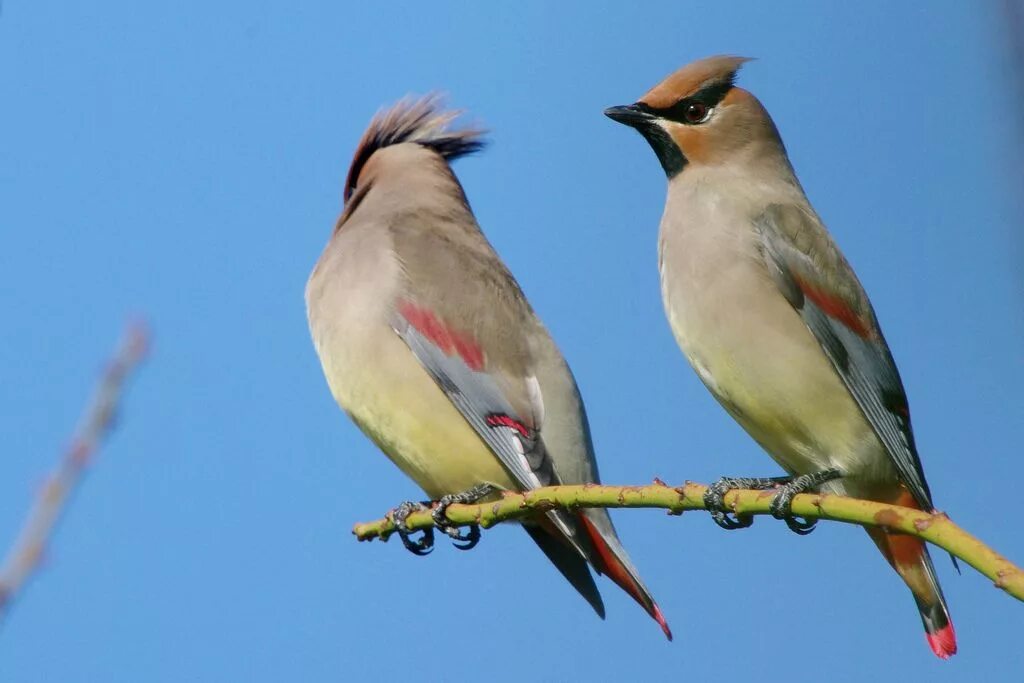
[0,321,150,622]
[353,481,1024,603]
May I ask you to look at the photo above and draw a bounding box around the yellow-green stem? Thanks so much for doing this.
[352,481,1023,603]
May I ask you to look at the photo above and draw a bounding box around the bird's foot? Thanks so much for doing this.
[391,501,435,555]
[703,475,790,530]
[768,468,842,536]
[431,483,497,551]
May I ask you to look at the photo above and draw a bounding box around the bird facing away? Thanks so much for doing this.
[306,96,670,639]
[605,56,955,658]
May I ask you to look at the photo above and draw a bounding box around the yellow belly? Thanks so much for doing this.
[662,268,889,486]
[306,221,517,500]
[319,330,516,500]
[658,179,898,494]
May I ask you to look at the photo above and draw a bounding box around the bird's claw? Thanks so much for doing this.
[704,475,790,531]
[443,523,481,550]
[431,500,480,551]
[768,485,817,535]
[767,468,842,536]
[392,501,435,555]
[703,478,754,530]
[430,483,497,551]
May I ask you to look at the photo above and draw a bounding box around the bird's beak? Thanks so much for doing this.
[603,103,655,128]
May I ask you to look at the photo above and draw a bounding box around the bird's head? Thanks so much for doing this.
[604,55,784,177]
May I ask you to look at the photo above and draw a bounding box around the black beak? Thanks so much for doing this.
[603,102,685,177]
[603,103,655,128]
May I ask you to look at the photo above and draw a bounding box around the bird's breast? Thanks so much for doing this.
[305,225,516,498]
[656,184,883,481]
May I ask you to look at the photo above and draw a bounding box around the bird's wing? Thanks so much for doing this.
[388,217,593,553]
[389,219,671,638]
[391,299,558,491]
[755,203,932,509]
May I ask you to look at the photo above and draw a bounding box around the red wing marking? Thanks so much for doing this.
[485,414,531,438]
[398,301,485,371]
[793,276,874,339]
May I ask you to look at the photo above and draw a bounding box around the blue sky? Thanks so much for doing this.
[1,2,1022,680]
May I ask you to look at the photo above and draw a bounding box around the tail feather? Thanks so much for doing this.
[920,598,957,660]
[526,509,670,640]
[867,522,956,659]
[524,524,605,619]
[577,511,672,640]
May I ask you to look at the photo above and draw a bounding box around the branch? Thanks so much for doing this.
[353,482,1024,603]
[0,321,150,622]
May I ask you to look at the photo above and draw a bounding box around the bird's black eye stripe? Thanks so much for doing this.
[633,102,658,116]
[649,79,735,125]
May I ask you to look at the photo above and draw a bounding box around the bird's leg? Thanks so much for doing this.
[769,468,843,535]
[431,483,497,551]
[391,501,435,556]
[703,475,792,530]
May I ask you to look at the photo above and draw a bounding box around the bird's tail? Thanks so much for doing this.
[526,512,671,640]
[866,491,956,659]
[524,523,605,619]
[576,509,672,640]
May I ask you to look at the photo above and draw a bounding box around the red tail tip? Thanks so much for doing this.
[576,515,672,641]
[926,623,957,659]
[653,604,673,641]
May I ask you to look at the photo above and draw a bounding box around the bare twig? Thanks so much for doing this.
[353,481,1024,603]
[0,321,150,622]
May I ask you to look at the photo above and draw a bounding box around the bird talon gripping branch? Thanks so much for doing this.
[704,475,790,530]
[431,483,497,550]
[702,478,752,530]
[392,501,434,556]
[767,469,842,536]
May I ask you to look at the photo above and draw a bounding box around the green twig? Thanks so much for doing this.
[353,481,1024,603]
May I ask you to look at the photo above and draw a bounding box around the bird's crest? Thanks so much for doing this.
[344,95,486,201]
[640,55,751,109]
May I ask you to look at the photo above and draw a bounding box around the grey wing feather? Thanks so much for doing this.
[392,312,589,556]
[394,315,553,488]
[756,204,933,509]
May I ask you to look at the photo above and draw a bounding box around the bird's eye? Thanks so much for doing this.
[683,102,711,124]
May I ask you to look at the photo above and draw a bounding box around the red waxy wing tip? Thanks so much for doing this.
[485,414,531,438]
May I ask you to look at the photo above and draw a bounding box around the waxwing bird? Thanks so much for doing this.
[605,56,955,658]
[306,96,670,638]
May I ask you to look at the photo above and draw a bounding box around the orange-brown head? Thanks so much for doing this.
[605,56,785,177]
